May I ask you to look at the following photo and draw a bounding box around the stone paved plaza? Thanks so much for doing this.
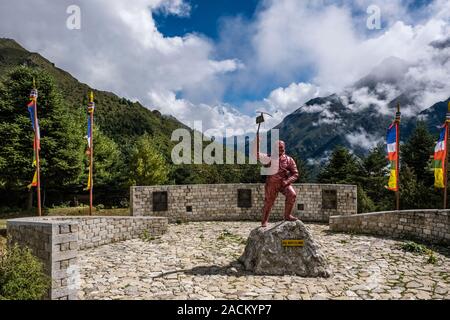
[78,222,450,300]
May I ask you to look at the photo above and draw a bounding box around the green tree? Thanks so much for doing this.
[357,184,376,213]
[292,155,310,183]
[399,165,421,209]
[129,134,170,186]
[80,127,125,189]
[401,122,434,184]
[318,146,376,213]
[361,144,394,211]
[317,146,363,183]
[0,67,84,203]
[0,243,50,300]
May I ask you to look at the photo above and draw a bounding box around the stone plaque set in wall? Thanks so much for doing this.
[322,189,338,210]
[153,191,168,212]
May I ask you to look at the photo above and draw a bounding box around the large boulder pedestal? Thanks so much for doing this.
[239,220,331,278]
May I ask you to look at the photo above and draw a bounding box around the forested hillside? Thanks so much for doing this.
[0,38,261,210]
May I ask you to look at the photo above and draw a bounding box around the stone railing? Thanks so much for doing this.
[7,216,168,300]
[329,209,450,245]
[131,183,357,222]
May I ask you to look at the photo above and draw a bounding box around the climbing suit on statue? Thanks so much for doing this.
[256,140,299,227]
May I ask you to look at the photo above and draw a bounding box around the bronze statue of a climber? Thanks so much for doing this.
[255,139,299,227]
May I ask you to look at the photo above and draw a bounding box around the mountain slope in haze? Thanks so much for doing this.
[275,55,450,163]
[0,38,187,153]
[419,99,450,132]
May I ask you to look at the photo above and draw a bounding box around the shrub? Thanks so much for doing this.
[140,230,157,242]
[400,241,438,264]
[400,241,428,254]
[119,198,129,208]
[0,243,50,300]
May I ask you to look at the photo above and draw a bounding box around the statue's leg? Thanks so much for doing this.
[261,180,279,227]
[282,185,298,221]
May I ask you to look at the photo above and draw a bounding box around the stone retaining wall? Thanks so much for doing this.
[131,183,357,222]
[329,210,450,245]
[7,216,168,300]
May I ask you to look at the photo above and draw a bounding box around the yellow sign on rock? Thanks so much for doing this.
[282,239,305,247]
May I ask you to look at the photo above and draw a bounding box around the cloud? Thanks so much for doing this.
[345,84,400,115]
[301,103,330,114]
[403,45,450,112]
[148,89,256,137]
[313,108,342,126]
[265,82,321,113]
[296,101,343,127]
[197,0,450,130]
[247,0,449,93]
[0,0,449,136]
[154,0,191,17]
[0,0,240,110]
[346,127,383,150]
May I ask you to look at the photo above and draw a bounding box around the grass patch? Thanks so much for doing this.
[400,241,437,264]
[140,230,158,242]
[400,241,428,254]
[47,207,129,217]
[175,218,188,225]
[426,251,437,264]
[0,236,6,255]
[217,229,246,244]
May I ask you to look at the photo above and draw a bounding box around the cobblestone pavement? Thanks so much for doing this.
[78,222,450,300]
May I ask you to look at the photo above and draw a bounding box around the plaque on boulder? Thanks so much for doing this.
[239,220,331,277]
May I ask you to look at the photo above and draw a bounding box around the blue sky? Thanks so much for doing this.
[154,0,260,40]
[154,0,269,105]
[0,0,448,136]
[152,0,437,106]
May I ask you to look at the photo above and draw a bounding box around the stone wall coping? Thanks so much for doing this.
[132,183,358,188]
[330,209,450,219]
[7,215,168,300]
[7,216,166,226]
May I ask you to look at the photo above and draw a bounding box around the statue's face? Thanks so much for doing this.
[278,141,285,155]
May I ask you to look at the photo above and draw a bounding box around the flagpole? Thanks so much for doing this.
[32,78,42,217]
[88,92,95,216]
[395,103,401,211]
[443,102,450,209]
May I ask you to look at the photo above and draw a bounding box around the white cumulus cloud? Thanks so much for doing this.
[346,127,384,150]
[265,82,321,113]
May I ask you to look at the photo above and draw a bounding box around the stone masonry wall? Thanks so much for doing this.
[131,183,357,222]
[7,216,167,300]
[329,209,450,245]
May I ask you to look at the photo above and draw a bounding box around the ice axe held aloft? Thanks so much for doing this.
[255,111,273,162]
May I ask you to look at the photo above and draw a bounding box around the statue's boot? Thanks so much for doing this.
[284,214,298,221]
[284,207,298,221]
[284,191,298,222]
[261,210,270,227]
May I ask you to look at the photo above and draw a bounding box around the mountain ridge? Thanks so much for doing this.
[274,56,450,163]
[0,37,188,153]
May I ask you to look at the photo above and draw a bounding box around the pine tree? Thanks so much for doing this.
[0,67,84,203]
[361,143,393,211]
[318,146,378,213]
[317,146,362,184]
[401,121,434,185]
[291,155,310,183]
[80,127,125,190]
